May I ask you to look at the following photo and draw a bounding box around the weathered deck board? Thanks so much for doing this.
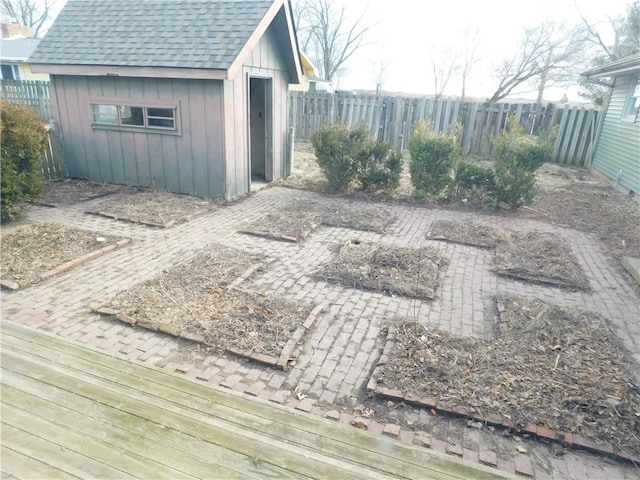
[1,321,515,479]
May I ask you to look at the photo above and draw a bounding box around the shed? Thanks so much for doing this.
[583,53,640,195]
[29,0,302,200]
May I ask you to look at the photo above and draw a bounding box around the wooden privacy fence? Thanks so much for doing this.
[42,126,66,180]
[289,92,602,167]
[1,79,55,121]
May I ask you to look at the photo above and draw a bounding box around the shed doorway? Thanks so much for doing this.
[249,77,273,190]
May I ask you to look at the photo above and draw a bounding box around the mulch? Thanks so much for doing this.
[318,240,448,300]
[0,223,125,288]
[373,294,640,457]
[241,198,395,242]
[36,178,127,206]
[429,220,591,291]
[107,245,314,359]
[88,190,222,227]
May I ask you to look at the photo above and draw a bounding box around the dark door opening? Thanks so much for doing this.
[249,77,272,187]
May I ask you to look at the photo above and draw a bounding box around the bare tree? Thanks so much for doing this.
[577,1,640,104]
[1,0,55,38]
[457,26,480,103]
[431,46,455,102]
[293,0,371,82]
[488,20,586,103]
[370,52,390,96]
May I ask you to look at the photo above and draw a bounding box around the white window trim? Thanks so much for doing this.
[0,64,21,80]
[621,77,640,123]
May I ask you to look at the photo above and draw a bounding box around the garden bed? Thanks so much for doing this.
[371,295,640,457]
[105,245,314,364]
[240,198,395,242]
[88,190,221,227]
[429,220,590,291]
[0,223,128,288]
[36,178,126,206]
[318,240,448,300]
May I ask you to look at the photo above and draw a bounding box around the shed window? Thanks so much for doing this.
[622,78,640,123]
[91,103,177,131]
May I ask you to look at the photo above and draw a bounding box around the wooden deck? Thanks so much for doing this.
[1,321,514,479]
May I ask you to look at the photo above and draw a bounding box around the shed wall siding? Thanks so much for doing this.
[224,23,291,198]
[592,74,640,194]
[50,75,226,197]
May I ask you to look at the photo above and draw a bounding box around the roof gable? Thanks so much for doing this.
[29,0,300,81]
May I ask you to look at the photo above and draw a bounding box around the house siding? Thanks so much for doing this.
[592,74,640,194]
[50,74,226,197]
[223,20,291,199]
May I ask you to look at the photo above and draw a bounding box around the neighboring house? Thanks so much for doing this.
[290,51,333,93]
[0,24,49,81]
[29,0,302,200]
[583,53,640,195]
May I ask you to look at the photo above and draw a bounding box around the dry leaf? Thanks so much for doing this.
[516,446,528,454]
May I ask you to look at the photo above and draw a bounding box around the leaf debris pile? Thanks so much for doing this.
[92,190,221,225]
[110,245,313,357]
[38,179,126,205]
[430,220,590,291]
[246,198,395,241]
[318,240,448,300]
[375,295,640,456]
[430,220,506,248]
[495,231,590,291]
[0,223,124,287]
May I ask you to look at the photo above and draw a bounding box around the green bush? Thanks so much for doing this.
[490,117,554,209]
[357,140,403,191]
[454,161,495,203]
[409,120,459,198]
[311,122,402,191]
[1,101,47,222]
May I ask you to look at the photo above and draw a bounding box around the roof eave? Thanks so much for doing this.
[29,63,228,80]
[581,54,640,79]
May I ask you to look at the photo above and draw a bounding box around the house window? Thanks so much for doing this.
[0,64,21,80]
[622,77,640,123]
[91,102,177,131]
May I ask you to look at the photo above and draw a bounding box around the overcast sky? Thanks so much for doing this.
[26,0,634,102]
[335,0,633,101]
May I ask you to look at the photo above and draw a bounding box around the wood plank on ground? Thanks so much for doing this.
[1,321,515,480]
[3,329,476,480]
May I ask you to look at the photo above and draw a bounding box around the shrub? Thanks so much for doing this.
[454,161,495,204]
[311,122,361,190]
[491,117,554,209]
[357,140,403,191]
[1,101,47,222]
[311,122,402,192]
[409,120,459,198]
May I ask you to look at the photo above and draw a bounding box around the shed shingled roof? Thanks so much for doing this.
[29,0,275,70]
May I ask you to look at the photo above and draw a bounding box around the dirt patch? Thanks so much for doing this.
[374,295,640,456]
[318,240,448,300]
[429,220,590,291]
[0,223,125,288]
[530,181,640,261]
[89,190,222,227]
[242,198,395,241]
[37,179,127,206]
[108,245,313,358]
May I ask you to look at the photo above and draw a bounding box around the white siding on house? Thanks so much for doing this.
[592,74,640,194]
[51,75,226,197]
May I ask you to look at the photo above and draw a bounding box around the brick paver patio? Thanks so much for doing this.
[2,186,639,479]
